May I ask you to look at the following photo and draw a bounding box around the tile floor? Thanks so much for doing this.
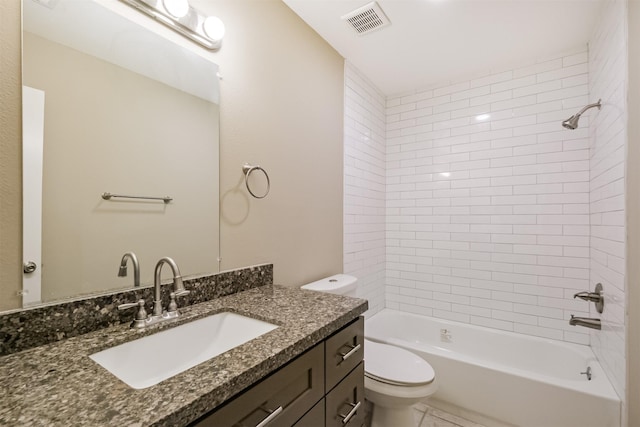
[413,404,486,427]
[363,401,486,427]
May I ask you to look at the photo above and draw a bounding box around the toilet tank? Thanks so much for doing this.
[301,274,358,297]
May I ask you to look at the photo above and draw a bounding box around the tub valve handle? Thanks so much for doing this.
[580,366,592,381]
[573,292,600,302]
[573,283,604,313]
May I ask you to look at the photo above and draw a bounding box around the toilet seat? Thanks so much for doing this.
[364,339,435,386]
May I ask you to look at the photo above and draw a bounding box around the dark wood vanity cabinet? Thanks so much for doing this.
[194,344,325,427]
[324,362,365,427]
[192,317,364,427]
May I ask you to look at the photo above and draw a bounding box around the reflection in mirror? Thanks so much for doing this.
[21,0,220,307]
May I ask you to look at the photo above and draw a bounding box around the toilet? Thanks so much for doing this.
[301,274,437,427]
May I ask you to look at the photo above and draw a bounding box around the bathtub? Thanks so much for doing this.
[365,309,621,427]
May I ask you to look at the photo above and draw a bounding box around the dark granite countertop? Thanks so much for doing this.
[0,285,367,426]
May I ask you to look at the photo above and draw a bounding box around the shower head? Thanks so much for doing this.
[562,115,580,130]
[562,99,601,130]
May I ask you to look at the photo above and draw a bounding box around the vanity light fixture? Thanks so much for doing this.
[203,16,226,41]
[119,0,225,50]
[162,0,189,18]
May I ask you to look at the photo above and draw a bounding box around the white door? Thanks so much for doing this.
[22,86,45,306]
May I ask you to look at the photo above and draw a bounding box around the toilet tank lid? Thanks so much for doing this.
[301,274,357,294]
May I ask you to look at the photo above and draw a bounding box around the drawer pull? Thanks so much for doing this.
[339,401,362,424]
[339,343,361,361]
[256,406,283,427]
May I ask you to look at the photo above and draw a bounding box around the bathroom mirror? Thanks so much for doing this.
[21,0,220,307]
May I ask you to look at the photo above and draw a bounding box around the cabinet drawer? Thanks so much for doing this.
[192,344,324,427]
[325,317,364,391]
[293,398,325,427]
[325,362,365,427]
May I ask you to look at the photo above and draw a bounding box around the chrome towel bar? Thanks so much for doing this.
[101,192,173,203]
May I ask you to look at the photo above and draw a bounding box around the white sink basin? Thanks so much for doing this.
[90,312,278,389]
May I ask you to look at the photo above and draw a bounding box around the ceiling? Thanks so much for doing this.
[282,0,603,95]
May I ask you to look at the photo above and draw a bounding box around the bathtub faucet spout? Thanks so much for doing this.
[569,315,601,330]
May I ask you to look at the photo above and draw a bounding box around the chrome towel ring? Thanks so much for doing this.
[242,163,270,199]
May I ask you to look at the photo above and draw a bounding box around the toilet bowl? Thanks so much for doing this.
[364,339,437,427]
[301,274,438,427]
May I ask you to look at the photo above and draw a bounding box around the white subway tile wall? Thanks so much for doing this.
[589,0,627,403]
[385,48,593,345]
[344,63,386,316]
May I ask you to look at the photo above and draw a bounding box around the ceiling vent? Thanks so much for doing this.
[341,2,391,36]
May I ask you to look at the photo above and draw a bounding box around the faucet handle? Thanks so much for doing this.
[573,291,600,302]
[174,289,190,298]
[573,283,604,313]
[167,290,190,313]
[118,299,147,321]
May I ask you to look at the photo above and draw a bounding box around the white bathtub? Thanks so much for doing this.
[365,309,621,427]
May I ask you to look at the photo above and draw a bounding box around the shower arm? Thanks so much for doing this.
[575,99,602,116]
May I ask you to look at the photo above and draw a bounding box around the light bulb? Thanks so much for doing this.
[163,0,189,18]
[203,16,225,41]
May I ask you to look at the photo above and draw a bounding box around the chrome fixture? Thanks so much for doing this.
[569,315,601,330]
[119,257,190,328]
[153,257,189,317]
[118,299,148,328]
[102,192,173,204]
[23,261,37,274]
[440,328,452,343]
[242,163,271,199]
[574,283,604,313]
[339,401,363,425]
[119,0,225,50]
[339,343,362,362]
[562,99,601,130]
[118,252,141,287]
[580,366,592,381]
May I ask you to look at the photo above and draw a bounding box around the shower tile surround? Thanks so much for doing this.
[344,63,387,317]
[588,0,628,404]
[0,264,273,356]
[345,0,628,404]
[384,48,594,345]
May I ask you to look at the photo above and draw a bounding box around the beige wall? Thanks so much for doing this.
[24,33,219,301]
[1,0,344,311]
[0,0,22,311]
[627,1,639,424]
[195,0,344,287]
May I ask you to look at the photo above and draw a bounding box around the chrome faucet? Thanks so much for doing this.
[119,256,191,328]
[118,252,140,287]
[153,257,190,317]
[569,315,601,330]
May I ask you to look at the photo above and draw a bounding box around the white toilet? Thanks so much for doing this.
[301,274,437,427]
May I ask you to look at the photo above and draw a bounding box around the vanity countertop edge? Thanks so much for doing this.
[0,284,368,427]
